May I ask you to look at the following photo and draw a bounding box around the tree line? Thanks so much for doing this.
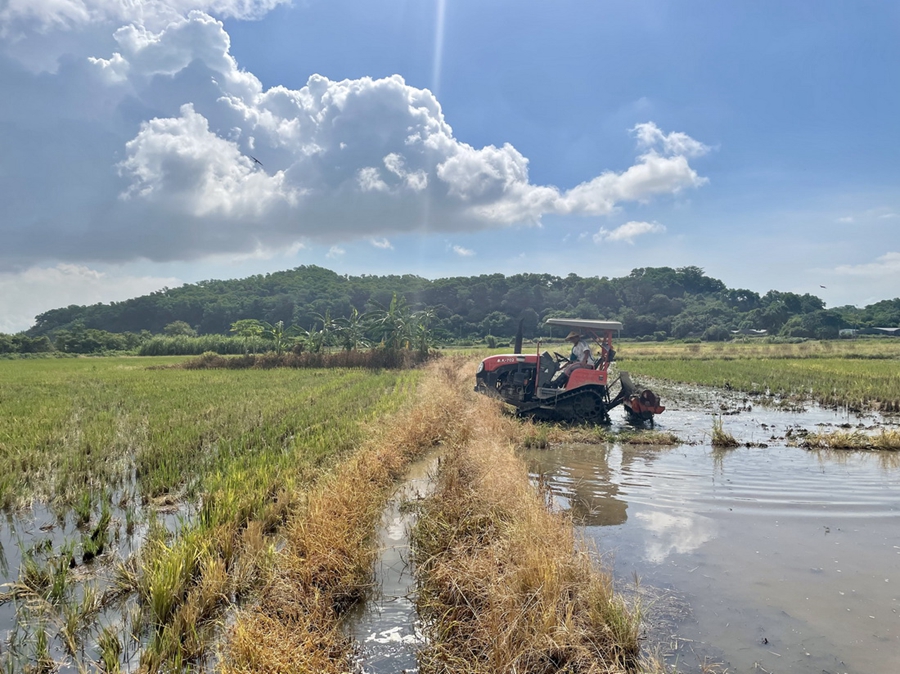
[3,265,898,355]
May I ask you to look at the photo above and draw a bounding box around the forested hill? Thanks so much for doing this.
[27,265,900,341]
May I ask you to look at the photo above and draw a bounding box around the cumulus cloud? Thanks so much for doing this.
[326,246,345,259]
[119,102,294,217]
[0,8,710,271]
[0,264,181,333]
[593,221,666,244]
[452,245,475,257]
[0,0,287,35]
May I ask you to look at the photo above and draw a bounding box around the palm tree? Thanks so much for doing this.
[262,320,291,354]
[370,294,413,350]
[308,311,336,353]
[333,307,371,351]
[410,307,437,355]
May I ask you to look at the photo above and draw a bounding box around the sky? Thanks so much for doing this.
[1,0,899,333]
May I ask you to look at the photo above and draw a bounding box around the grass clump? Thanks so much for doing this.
[413,382,644,673]
[711,416,739,448]
[800,428,900,451]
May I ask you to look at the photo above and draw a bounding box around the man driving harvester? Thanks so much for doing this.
[553,330,594,387]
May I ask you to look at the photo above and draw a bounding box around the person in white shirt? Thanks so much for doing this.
[554,330,594,387]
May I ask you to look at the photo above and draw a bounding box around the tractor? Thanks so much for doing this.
[474,318,665,424]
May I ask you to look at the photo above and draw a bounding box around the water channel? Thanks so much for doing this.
[524,384,900,673]
[345,455,437,674]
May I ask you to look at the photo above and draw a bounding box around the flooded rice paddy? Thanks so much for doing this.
[2,377,898,673]
[525,384,900,674]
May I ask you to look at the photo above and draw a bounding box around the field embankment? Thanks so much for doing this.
[221,357,468,673]
[409,362,646,673]
[617,340,900,412]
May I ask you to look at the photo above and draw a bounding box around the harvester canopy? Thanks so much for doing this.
[544,318,623,333]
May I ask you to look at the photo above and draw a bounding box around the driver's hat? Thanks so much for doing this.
[565,330,581,340]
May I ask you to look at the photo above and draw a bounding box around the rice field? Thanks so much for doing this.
[619,338,900,361]
[0,356,420,671]
[617,340,900,412]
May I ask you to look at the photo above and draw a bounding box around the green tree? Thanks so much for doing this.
[230,319,266,353]
[163,320,196,337]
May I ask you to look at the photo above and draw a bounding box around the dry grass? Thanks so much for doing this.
[220,357,469,673]
[180,347,435,370]
[800,428,900,451]
[413,378,645,673]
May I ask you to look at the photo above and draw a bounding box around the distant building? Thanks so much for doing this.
[730,328,768,336]
[839,329,858,338]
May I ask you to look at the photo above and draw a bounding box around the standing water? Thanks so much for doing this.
[525,386,900,673]
[344,455,438,674]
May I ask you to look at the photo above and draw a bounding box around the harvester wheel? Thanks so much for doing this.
[566,391,608,424]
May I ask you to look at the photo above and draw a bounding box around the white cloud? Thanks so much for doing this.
[593,221,666,244]
[833,207,896,226]
[632,121,712,158]
[834,252,900,278]
[452,245,475,257]
[370,237,393,250]
[0,265,181,333]
[0,9,710,271]
[119,103,295,217]
[0,0,288,35]
[326,246,345,259]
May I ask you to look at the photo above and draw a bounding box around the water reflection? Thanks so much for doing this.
[634,511,715,564]
[523,394,900,674]
[528,443,674,527]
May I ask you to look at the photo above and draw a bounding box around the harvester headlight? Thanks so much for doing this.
[476,361,484,374]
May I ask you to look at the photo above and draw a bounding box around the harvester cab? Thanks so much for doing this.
[474,318,665,424]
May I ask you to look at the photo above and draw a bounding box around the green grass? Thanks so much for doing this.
[0,356,421,671]
[799,428,900,451]
[0,356,418,511]
[617,342,900,411]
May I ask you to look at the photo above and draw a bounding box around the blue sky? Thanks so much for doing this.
[1,0,898,332]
